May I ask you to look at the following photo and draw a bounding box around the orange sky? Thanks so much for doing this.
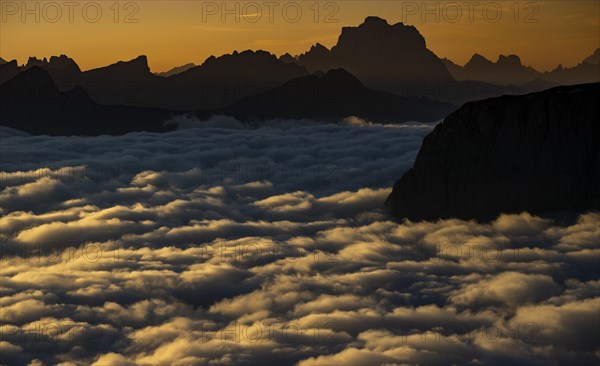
[1,1,598,72]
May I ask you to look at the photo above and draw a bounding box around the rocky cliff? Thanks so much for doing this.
[386,83,600,221]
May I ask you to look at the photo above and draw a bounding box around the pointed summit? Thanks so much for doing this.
[311,43,329,52]
[465,53,492,67]
[279,53,297,64]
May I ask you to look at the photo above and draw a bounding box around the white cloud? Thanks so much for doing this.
[0,120,597,365]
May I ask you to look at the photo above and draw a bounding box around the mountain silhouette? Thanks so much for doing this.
[444,49,600,87]
[543,49,600,85]
[386,82,600,221]
[25,55,81,73]
[444,53,539,85]
[16,51,308,110]
[278,53,298,64]
[3,19,598,116]
[0,67,175,135]
[24,55,82,89]
[298,17,453,89]
[0,65,457,135]
[0,57,6,64]
[155,63,197,77]
[217,68,456,123]
[294,17,556,104]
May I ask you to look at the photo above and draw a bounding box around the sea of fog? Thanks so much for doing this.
[0,117,598,366]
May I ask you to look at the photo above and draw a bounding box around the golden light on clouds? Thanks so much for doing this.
[0,1,598,72]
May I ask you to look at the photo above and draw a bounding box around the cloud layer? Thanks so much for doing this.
[1,118,598,365]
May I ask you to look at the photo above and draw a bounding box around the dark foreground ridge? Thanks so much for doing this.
[386,83,600,221]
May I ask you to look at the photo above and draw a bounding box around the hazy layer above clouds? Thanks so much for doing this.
[1,118,598,366]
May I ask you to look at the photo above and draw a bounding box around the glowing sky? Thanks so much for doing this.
[1,0,598,72]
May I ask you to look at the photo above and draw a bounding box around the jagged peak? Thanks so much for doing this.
[23,55,79,71]
[279,53,298,63]
[497,54,522,66]
[26,56,46,67]
[311,43,329,52]
[468,53,491,63]
[201,50,283,67]
[49,55,80,71]
[362,16,389,26]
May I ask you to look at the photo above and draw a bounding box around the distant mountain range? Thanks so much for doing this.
[1,16,598,135]
[286,17,598,103]
[0,67,175,135]
[0,51,308,110]
[443,49,599,86]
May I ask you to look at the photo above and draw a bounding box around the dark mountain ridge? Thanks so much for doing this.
[0,67,175,136]
[444,49,599,87]
[3,51,309,111]
[1,66,455,135]
[217,68,456,123]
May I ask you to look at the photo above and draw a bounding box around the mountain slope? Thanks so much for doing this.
[446,53,540,85]
[155,63,197,77]
[218,69,456,123]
